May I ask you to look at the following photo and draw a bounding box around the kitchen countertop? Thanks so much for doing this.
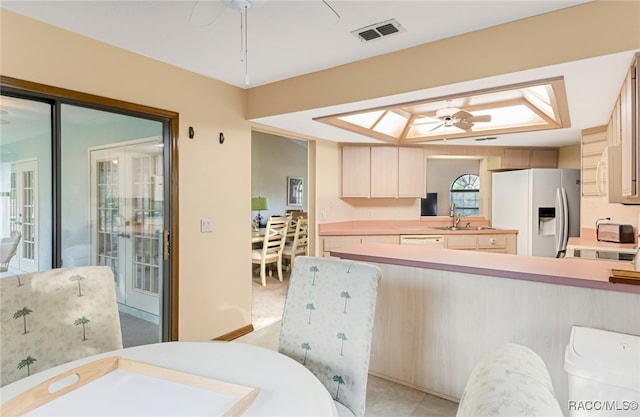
[319,219,518,236]
[330,243,640,294]
[567,236,637,250]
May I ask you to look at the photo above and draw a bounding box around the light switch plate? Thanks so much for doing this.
[201,219,213,233]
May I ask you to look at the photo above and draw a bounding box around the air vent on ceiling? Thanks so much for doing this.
[352,19,405,42]
[474,137,498,142]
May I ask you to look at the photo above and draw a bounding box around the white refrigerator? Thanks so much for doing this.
[492,168,581,257]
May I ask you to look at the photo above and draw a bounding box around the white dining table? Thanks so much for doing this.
[0,341,338,417]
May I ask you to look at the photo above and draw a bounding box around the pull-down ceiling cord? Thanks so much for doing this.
[240,5,249,87]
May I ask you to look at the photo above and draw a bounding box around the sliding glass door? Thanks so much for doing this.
[0,90,173,345]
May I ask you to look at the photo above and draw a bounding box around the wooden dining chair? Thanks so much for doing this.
[278,256,382,417]
[251,216,289,286]
[0,231,22,273]
[282,217,308,272]
[0,266,123,386]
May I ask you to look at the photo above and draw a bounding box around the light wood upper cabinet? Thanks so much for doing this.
[341,145,425,198]
[487,148,558,171]
[620,57,637,198]
[398,147,426,198]
[503,149,531,169]
[341,146,371,197]
[371,147,398,197]
[530,150,558,168]
[580,126,608,197]
[583,53,639,204]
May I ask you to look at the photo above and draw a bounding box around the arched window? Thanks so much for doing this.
[450,174,480,216]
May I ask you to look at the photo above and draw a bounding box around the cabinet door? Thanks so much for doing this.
[445,235,477,250]
[502,149,531,169]
[620,64,637,197]
[398,147,425,198]
[322,236,362,257]
[580,127,607,197]
[477,234,514,254]
[370,147,398,197]
[531,150,557,168]
[361,235,399,245]
[341,146,371,197]
[608,97,621,146]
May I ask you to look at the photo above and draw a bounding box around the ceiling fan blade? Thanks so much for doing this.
[454,120,474,131]
[452,109,473,120]
[428,122,444,132]
[467,114,492,123]
[189,0,227,27]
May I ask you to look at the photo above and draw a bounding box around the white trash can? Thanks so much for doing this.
[564,326,640,416]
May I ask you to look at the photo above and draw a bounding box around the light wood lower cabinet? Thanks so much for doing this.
[445,233,515,254]
[322,233,515,256]
[321,235,399,257]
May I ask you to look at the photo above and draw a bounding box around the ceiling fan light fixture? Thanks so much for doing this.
[229,0,252,12]
[435,107,460,119]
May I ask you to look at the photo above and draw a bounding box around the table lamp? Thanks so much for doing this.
[251,196,269,230]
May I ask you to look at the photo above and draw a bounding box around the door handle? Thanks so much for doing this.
[163,230,170,260]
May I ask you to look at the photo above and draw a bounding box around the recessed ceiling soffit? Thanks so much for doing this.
[314,77,571,144]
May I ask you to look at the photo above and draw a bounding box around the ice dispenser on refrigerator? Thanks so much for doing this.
[538,207,556,235]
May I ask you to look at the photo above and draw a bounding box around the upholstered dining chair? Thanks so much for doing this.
[282,217,308,272]
[251,216,289,286]
[278,256,382,417]
[0,266,123,387]
[0,231,22,272]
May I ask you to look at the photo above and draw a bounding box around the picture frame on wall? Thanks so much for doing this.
[287,176,303,206]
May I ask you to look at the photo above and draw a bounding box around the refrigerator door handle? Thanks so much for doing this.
[555,187,569,257]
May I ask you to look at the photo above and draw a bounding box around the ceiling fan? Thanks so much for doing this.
[424,107,492,132]
[189,0,340,86]
[189,0,340,27]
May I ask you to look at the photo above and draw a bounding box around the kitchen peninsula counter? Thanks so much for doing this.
[328,243,640,414]
[330,243,639,294]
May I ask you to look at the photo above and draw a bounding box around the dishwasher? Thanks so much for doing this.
[400,235,445,247]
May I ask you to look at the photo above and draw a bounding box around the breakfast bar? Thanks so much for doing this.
[330,243,640,415]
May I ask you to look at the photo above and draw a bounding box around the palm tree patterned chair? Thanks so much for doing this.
[0,231,22,272]
[0,266,123,387]
[278,256,382,417]
[456,343,562,416]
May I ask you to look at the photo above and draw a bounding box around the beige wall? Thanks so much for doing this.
[1,10,252,341]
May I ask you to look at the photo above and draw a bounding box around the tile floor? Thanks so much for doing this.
[238,269,459,417]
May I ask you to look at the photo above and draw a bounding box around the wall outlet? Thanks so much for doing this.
[200,218,213,233]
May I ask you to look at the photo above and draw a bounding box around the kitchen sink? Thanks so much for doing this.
[430,226,496,231]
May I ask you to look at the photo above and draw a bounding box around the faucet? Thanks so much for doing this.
[450,203,461,228]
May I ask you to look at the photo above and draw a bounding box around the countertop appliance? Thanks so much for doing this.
[596,223,635,243]
[492,168,580,257]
